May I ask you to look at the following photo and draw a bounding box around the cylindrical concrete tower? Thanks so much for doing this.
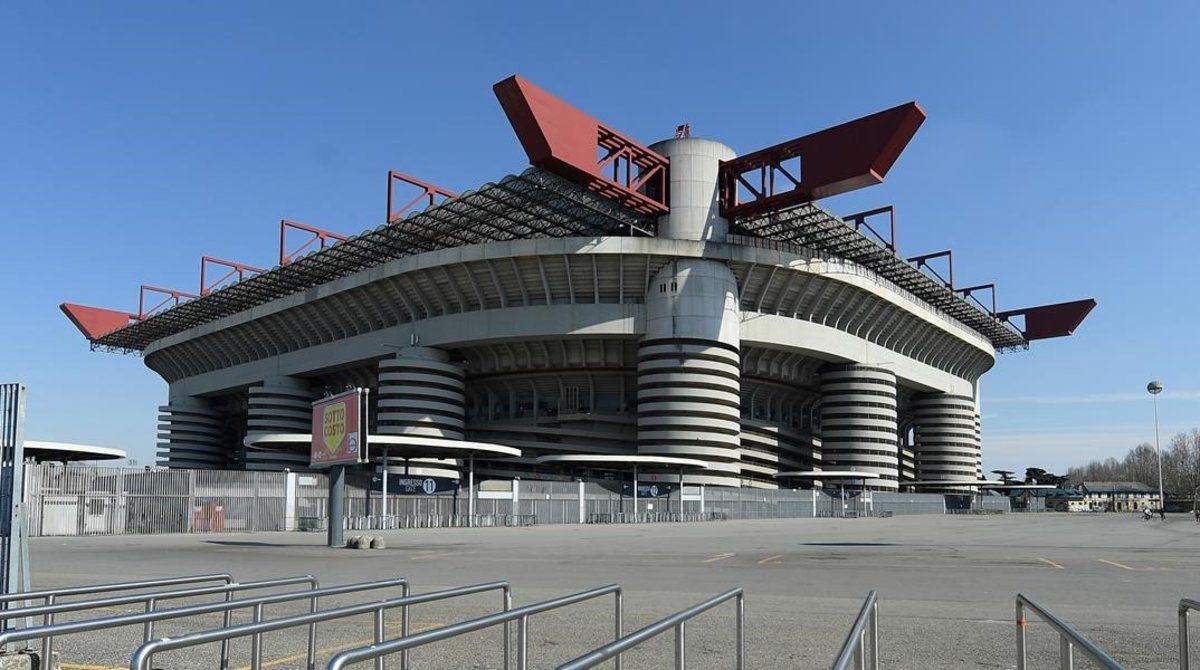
[244,376,314,470]
[158,396,226,469]
[648,138,737,242]
[911,392,980,490]
[376,346,464,477]
[637,137,742,486]
[819,364,900,490]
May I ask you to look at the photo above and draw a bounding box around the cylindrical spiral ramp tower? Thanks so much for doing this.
[636,137,742,486]
[818,364,900,490]
[244,377,315,471]
[911,392,981,491]
[376,347,464,478]
[158,397,226,468]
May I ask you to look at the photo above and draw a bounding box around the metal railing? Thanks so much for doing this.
[556,587,744,670]
[584,512,728,524]
[1016,594,1123,669]
[0,572,234,654]
[1180,598,1200,670]
[0,572,233,611]
[326,584,623,670]
[343,513,540,530]
[130,580,510,670]
[0,576,408,670]
[0,574,316,666]
[831,591,879,670]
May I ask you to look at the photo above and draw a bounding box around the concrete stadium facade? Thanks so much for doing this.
[65,77,1094,494]
[147,137,992,492]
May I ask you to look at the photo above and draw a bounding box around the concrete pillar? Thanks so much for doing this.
[283,471,298,531]
[158,396,226,469]
[245,376,314,471]
[376,347,464,479]
[636,137,742,487]
[818,364,899,491]
[911,392,980,491]
[577,480,585,524]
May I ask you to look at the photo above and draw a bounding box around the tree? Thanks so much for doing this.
[1063,428,1200,499]
[1023,468,1065,486]
[992,470,1016,484]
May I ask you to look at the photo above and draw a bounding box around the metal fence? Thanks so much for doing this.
[23,463,980,537]
[26,465,291,536]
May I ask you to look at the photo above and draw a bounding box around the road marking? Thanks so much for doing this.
[1038,558,1065,569]
[757,554,783,565]
[1097,558,1138,571]
[410,551,464,560]
[704,553,735,563]
[235,621,444,670]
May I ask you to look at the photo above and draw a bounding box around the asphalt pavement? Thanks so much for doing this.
[23,512,1200,669]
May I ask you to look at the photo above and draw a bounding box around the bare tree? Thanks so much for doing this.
[1063,430,1200,498]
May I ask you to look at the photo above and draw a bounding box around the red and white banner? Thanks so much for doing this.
[310,389,366,468]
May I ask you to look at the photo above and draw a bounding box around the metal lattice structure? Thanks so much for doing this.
[90,169,652,353]
[732,202,1028,350]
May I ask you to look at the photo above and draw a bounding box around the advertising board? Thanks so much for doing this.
[310,389,367,468]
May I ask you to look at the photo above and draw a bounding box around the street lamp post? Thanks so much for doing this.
[1148,380,1165,514]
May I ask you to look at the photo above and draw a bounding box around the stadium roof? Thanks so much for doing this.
[734,203,1028,349]
[80,167,1027,353]
[87,169,650,352]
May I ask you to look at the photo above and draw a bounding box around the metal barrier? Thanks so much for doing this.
[344,513,539,530]
[0,572,233,611]
[0,577,407,670]
[831,591,878,670]
[326,584,623,670]
[1016,594,1123,669]
[556,587,744,670]
[0,574,316,666]
[0,572,233,637]
[584,512,727,524]
[130,581,510,670]
[1180,598,1200,670]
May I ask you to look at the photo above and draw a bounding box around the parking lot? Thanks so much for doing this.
[26,512,1200,668]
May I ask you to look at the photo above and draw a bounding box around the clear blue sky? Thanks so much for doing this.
[2,2,1196,474]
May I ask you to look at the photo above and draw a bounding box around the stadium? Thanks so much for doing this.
[61,75,1094,493]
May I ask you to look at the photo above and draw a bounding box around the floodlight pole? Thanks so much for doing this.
[1148,381,1165,514]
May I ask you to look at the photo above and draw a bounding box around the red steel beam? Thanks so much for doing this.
[59,303,137,341]
[493,75,669,216]
[997,299,1097,341]
[957,283,997,316]
[842,205,897,252]
[138,285,199,320]
[908,250,954,289]
[200,256,265,295]
[279,219,349,265]
[719,102,926,219]
[387,170,458,223]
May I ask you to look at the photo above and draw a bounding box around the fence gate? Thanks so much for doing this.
[0,383,30,599]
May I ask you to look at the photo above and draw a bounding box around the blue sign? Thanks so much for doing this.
[370,474,459,495]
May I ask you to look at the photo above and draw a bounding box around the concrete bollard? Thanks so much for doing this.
[354,535,371,550]
[346,535,361,548]
[370,535,386,549]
